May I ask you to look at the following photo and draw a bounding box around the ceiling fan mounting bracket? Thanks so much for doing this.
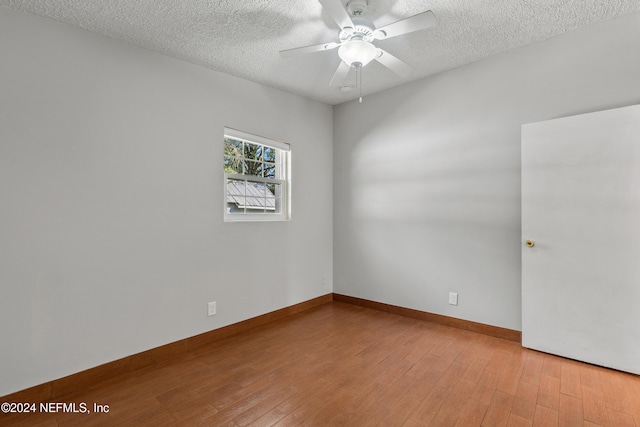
[346,0,368,16]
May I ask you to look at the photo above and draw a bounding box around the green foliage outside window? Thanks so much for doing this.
[224,137,276,180]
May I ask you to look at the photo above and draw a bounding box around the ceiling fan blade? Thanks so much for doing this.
[280,42,339,58]
[375,49,413,79]
[373,10,437,40]
[330,61,351,87]
[319,0,355,30]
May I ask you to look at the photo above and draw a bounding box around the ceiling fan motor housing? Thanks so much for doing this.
[339,16,375,42]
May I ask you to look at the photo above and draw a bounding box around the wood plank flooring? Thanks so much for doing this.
[2,302,639,426]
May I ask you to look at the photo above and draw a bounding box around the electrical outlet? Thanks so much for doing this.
[448,292,458,306]
[208,301,216,316]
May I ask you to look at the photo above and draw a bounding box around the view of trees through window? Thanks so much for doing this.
[224,138,276,181]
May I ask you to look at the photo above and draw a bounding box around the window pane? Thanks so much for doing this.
[226,179,245,213]
[264,162,276,178]
[266,183,282,198]
[224,155,242,174]
[264,147,275,162]
[244,160,263,177]
[246,180,267,197]
[244,142,262,161]
[266,183,276,197]
[245,197,265,212]
[265,197,277,212]
[224,138,243,157]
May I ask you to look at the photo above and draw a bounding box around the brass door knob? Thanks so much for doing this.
[525,240,535,248]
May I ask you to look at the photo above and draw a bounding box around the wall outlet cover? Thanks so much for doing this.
[448,292,458,306]
[208,301,216,316]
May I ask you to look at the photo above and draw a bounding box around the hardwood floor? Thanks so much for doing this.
[2,302,639,426]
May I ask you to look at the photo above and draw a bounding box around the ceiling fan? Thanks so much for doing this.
[280,0,437,97]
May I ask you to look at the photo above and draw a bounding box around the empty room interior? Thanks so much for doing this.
[1,0,640,425]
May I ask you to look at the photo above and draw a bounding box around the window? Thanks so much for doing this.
[224,128,290,221]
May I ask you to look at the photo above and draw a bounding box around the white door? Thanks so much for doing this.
[521,104,640,375]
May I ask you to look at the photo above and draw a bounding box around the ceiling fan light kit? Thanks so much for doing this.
[280,0,437,102]
[338,40,378,66]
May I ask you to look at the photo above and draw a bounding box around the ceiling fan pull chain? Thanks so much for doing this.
[357,65,363,103]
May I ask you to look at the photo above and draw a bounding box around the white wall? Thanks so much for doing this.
[333,11,640,331]
[0,7,333,396]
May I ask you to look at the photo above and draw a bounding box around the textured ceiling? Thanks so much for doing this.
[2,0,640,105]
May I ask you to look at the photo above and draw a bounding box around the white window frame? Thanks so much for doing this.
[224,127,291,222]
